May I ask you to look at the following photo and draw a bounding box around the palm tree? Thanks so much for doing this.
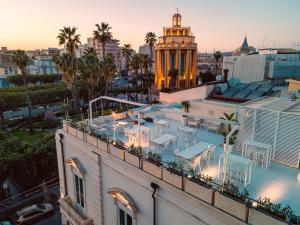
[54,53,80,110]
[220,112,238,144]
[79,47,101,101]
[11,50,33,132]
[100,53,117,96]
[168,68,179,90]
[213,51,222,77]
[57,26,81,56]
[181,100,191,113]
[130,54,142,87]
[121,44,134,73]
[145,32,157,73]
[93,22,113,60]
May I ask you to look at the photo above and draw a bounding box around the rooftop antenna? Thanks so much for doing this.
[291,41,300,51]
[176,8,178,14]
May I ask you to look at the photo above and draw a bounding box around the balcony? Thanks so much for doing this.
[59,196,93,225]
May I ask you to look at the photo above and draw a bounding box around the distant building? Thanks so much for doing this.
[87,38,124,71]
[27,59,59,75]
[48,48,61,56]
[75,44,89,58]
[0,50,19,77]
[138,44,154,56]
[223,48,300,85]
[234,36,256,56]
[139,44,155,71]
[155,12,197,89]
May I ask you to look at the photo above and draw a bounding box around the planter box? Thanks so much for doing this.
[125,152,140,168]
[98,139,108,152]
[68,126,77,136]
[184,178,214,204]
[162,168,183,189]
[86,134,98,147]
[143,160,162,179]
[63,123,68,132]
[214,192,248,221]
[110,145,125,160]
[248,208,287,225]
[76,130,84,140]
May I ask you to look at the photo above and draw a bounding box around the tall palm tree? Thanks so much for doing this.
[93,22,113,60]
[11,50,33,132]
[121,44,134,73]
[54,53,80,110]
[145,32,157,73]
[168,68,179,90]
[130,54,142,87]
[79,47,101,101]
[57,26,81,56]
[214,51,222,77]
[100,53,117,96]
[141,54,151,102]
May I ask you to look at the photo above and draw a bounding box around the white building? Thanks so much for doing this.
[26,59,59,75]
[223,49,300,85]
[56,96,300,225]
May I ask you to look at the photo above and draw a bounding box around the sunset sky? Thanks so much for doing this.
[1,0,300,52]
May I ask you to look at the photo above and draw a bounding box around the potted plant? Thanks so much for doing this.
[184,168,215,204]
[220,112,238,152]
[125,145,142,168]
[163,160,185,189]
[251,197,298,224]
[110,140,126,160]
[143,152,163,178]
[188,167,213,188]
[181,100,191,113]
[214,180,249,221]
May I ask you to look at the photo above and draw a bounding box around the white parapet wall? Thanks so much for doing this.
[159,84,215,104]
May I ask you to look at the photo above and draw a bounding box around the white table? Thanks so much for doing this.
[242,140,272,169]
[154,119,170,135]
[219,153,252,187]
[176,141,214,172]
[178,126,197,135]
[154,119,169,126]
[150,134,176,151]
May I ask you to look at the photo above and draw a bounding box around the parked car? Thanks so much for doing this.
[0,221,12,225]
[16,203,53,224]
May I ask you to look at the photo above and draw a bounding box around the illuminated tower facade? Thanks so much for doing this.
[155,12,198,89]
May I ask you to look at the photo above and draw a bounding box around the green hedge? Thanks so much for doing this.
[7,74,62,86]
[0,86,71,111]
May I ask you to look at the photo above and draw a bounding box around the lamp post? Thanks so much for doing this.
[222,124,239,185]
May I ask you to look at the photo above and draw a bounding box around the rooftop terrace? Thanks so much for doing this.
[65,96,300,224]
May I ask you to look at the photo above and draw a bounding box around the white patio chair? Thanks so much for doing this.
[199,122,208,131]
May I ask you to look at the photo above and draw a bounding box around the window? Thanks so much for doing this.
[74,174,84,208]
[118,208,132,225]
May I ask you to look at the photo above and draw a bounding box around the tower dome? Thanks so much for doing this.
[172,12,181,27]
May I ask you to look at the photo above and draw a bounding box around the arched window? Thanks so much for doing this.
[108,188,138,225]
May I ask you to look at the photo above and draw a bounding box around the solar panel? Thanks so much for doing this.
[233,89,252,99]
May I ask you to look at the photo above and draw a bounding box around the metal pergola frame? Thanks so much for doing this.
[89,96,147,126]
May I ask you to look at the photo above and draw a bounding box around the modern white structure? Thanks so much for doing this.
[223,49,300,85]
[56,97,300,225]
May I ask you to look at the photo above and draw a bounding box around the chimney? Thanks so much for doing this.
[223,69,229,83]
